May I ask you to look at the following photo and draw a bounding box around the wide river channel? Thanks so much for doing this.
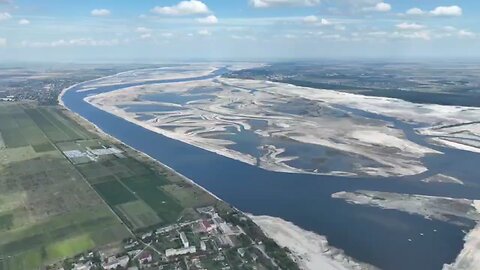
[62,67,480,270]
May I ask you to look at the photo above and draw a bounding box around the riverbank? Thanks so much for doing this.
[59,69,376,270]
[443,200,480,270]
[59,65,480,270]
[249,215,377,270]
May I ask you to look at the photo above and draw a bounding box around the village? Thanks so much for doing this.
[51,206,279,270]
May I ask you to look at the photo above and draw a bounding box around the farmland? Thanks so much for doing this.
[0,103,129,270]
[0,102,218,269]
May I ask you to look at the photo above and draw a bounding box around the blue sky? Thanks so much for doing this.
[0,0,479,62]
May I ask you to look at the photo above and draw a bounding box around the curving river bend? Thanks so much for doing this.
[61,67,480,270]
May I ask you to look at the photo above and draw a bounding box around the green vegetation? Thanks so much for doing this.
[0,101,222,269]
[115,200,162,230]
[93,179,137,205]
[122,175,183,224]
[162,183,216,208]
[221,211,300,270]
[45,234,95,260]
[0,102,298,270]
[31,142,56,153]
[0,103,129,270]
[0,213,13,231]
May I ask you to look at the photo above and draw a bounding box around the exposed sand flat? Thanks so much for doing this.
[222,78,480,154]
[443,201,480,270]
[428,138,480,154]
[249,215,376,270]
[76,65,218,91]
[419,122,480,154]
[85,76,440,177]
[332,191,480,226]
[84,96,306,175]
[226,62,267,71]
[421,174,464,185]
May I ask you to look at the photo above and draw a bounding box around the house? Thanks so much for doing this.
[102,255,129,270]
[73,262,93,270]
[165,246,197,257]
[202,220,216,233]
[138,252,153,264]
[179,231,189,248]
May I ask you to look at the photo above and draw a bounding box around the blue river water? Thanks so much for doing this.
[62,68,480,270]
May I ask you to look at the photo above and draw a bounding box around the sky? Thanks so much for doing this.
[0,0,479,62]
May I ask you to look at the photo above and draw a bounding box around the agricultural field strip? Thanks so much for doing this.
[0,109,86,263]
[46,110,165,257]
[0,106,129,262]
[26,108,79,142]
[37,108,81,141]
[46,123,136,239]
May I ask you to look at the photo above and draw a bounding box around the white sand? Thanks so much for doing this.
[444,201,480,270]
[249,215,376,270]
[332,191,480,225]
[421,174,464,185]
[85,76,441,177]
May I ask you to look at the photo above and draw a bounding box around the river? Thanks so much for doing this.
[61,67,480,270]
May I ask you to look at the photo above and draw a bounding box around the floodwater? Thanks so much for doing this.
[62,67,480,270]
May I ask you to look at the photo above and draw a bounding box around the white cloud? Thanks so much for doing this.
[443,26,456,32]
[250,0,320,8]
[363,2,391,12]
[0,37,6,47]
[197,29,211,36]
[368,31,388,37]
[161,32,174,38]
[404,5,461,17]
[151,0,210,16]
[18,19,30,25]
[458,30,475,38]
[197,15,218,24]
[405,7,425,16]
[303,16,333,27]
[231,35,256,40]
[430,6,462,17]
[140,33,152,39]
[393,31,430,40]
[22,38,121,48]
[396,22,425,30]
[303,15,318,23]
[0,12,11,21]
[136,27,153,39]
[136,27,152,33]
[320,18,332,26]
[321,34,344,40]
[91,9,111,17]
[283,34,296,39]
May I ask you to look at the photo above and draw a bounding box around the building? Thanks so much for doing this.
[101,255,129,270]
[165,246,197,257]
[138,252,153,264]
[202,220,216,233]
[179,231,189,248]
[200,241,207,251]
[73,262,92,270]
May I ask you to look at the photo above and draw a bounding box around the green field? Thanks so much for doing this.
[116,200,162,230]
[93,179,137,205]
[0,103,129,270]
[0,102,219,269]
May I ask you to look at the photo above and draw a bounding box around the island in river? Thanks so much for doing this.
[60,62,480,270]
